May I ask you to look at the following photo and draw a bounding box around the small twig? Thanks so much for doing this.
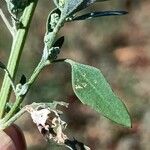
[0,0,39,119]
[0,106,26,130]
[4,68,16,94]
[0,8,14,37]
[0,61,16,95]
[0,59,49,123]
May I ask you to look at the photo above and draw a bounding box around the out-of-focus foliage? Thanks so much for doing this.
[0,0,150,150]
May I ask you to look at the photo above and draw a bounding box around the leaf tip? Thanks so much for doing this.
[120,11,128,15]
[124,114,132,128]
[118,110,132,128]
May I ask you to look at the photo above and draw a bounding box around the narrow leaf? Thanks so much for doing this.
[72,11,128,21]
[78,0,109,10]
[66,59,131,127]
[71,0,110,14]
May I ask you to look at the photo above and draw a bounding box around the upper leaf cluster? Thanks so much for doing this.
[53,0,127,21]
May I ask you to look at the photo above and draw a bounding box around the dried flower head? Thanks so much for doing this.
[25,102,91,149]
[26,102,68,144]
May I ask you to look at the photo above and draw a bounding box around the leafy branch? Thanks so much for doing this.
[0,0,131,149]
[0,0,39,118]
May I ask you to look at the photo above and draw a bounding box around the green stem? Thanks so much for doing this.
[0,8,14,37]
[0,106,26,130]
[1,60,51,124]
[0,0,39,118]
[1,9,65,127]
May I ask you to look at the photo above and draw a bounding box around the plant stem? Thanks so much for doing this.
[1,60,49,124]
[4,69,16,93]
[1,16,66,124]
[0,104,26,130]
[0,0,39,118]
[0,8,14,37]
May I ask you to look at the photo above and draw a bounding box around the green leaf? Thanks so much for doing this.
[78,0,110,11]
[66,59,131,127]
[53,0,111,17]
[70,0,110,13]
[59,0,111,17]
[72,11,128,21]
[62,0,84,16]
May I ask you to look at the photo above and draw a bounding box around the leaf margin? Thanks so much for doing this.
[65,59,132,127]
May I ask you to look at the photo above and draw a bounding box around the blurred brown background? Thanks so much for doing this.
[0,0,150,149]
